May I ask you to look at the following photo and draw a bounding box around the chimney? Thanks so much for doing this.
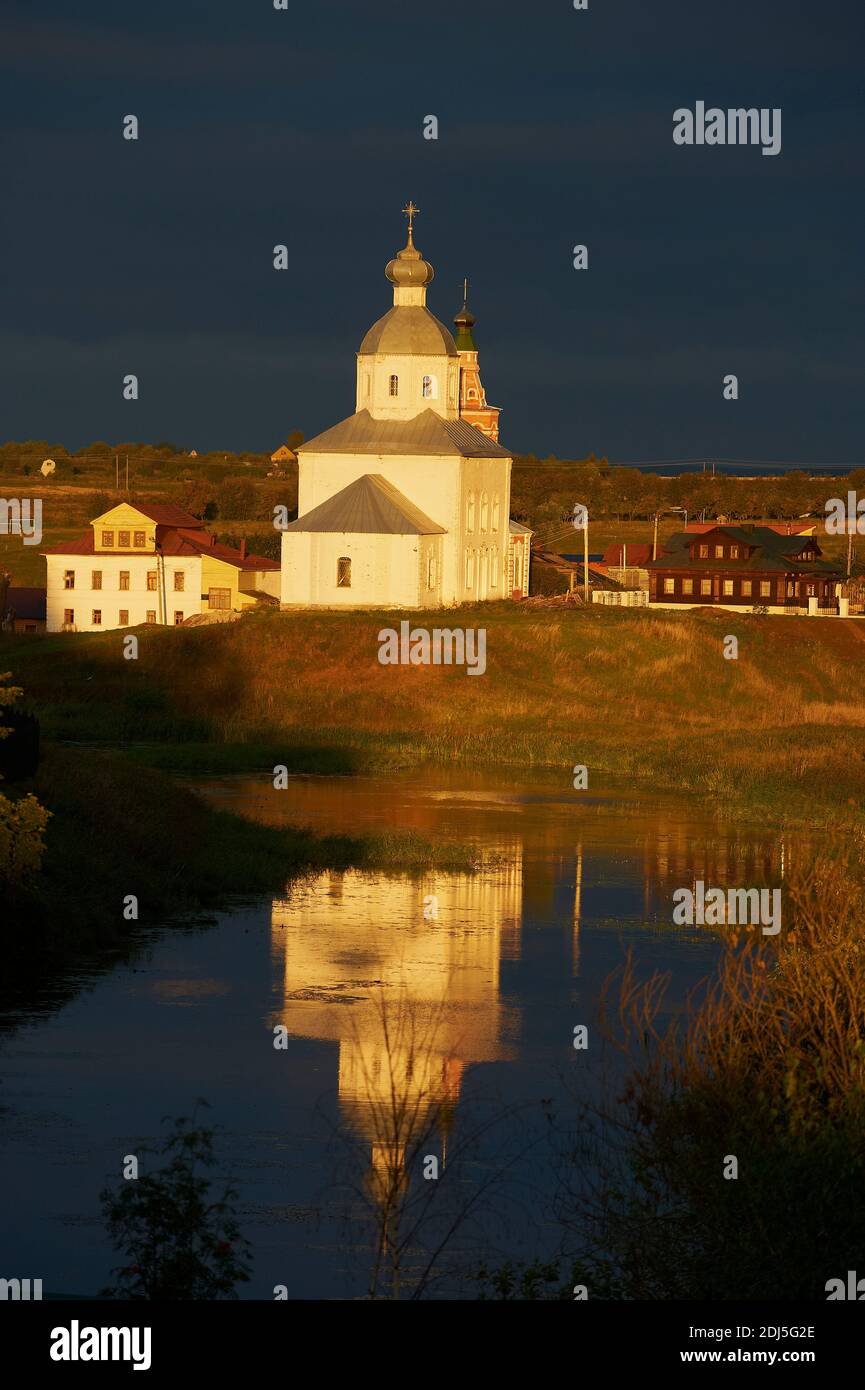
[239,539,247,560]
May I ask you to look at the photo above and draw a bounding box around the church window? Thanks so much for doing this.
[468,390,478,401]
[480,492,489,531]
[427,554,437,589]
[422,374,437,399]
[388,374,399,397]
[337,556,352,588]
[465,553,474,589]
[466,493,475,533]
[492,496,500,530]
[491,550,499,587]
[365,374,370,397]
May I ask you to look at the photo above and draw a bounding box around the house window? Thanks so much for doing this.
[466,493,475,533]
[146,571,157,591]
[118,530,130,547]
[133,531,146,548]
[422,374,436,399]
[760,581,771,597]
[480,493,489,531]
[492,496,500,531]
[730,545,739,559]
[119,609,129,626]
[91,570,102,590]
[101,531,114,547]
[465,552,474,588]
[63,608,74,626]
[388,374,399,397]
[714,545,724,559]
[723,579,734,596]
[805,582,816,597]
[174,611,184,625]
[683,578,693,595]
[63,570,75,589]
[92,609,102,625]
[701,578,712,595]
[208,588,230,610]
[337,556,351,588]
[663,577,675,594]
[119,571,130,590]
[699,544,709,558]
[742,580,752,596]
[146,610,157,623]
[174,572,185,591]
[491,549,499,587]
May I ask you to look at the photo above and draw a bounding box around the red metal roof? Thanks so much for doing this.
[43,528,278,570]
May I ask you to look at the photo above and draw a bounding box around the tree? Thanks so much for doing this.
[286,430,304,451]
[100,1109,251,1300]
[215,478,258,521]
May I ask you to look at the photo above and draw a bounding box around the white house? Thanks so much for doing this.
[43,502,279,633]
[281,206,531,608]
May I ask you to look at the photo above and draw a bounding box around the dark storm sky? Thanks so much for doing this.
[1,0,863,464]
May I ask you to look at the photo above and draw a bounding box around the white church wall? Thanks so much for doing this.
[281,531,425,608]
[356,352,460,420]
[457,457,512,603]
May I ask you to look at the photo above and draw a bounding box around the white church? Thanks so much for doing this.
[281,205,532,608]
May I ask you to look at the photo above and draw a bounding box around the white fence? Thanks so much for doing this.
[592,589,649,608]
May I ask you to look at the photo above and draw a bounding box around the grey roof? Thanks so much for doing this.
[284,473,446,536]
[647,525,841,576]
[299,408,511,459]
[358,306,458,357]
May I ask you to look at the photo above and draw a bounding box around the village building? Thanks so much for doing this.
[280,205,531,608]
[646,524,844,615]
[270,445,298,464]
[0,585,46,633]
[43,502,279,633]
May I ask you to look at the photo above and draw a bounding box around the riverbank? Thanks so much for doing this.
[6,603,865,826]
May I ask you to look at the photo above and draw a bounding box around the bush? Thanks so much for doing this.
[100,1110,252,1300]
[215,478,258,521]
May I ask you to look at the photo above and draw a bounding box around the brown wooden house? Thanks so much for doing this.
[646,525,843,614]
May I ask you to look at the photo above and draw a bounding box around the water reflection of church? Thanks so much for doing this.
[268,822,789,1185]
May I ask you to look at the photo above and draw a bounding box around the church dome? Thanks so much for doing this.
[359,306,458,357]
[384,221,434,288]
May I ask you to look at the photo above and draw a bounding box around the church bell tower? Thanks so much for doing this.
[454,281,501,442]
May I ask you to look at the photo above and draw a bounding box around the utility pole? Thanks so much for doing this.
[583,513,589,603]
[126,454,129,496]
[847,520,854,579]
[653,513,659,562]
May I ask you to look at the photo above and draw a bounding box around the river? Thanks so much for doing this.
[0,768,791,1298]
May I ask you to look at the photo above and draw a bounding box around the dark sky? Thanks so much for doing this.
[2,0,863,464]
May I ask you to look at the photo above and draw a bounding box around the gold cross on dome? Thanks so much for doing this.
[461,276,469,302]
[402,200,419,232]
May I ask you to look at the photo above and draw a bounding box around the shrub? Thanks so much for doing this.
[100,1110,252,1300]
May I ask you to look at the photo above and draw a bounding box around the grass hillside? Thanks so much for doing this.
[6,604,865,825]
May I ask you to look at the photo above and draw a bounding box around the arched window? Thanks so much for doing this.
[422,374,437,399]
[427,553,437,589]
[491,549,499,587]
[465,552,474,589]
[364,373,370,397]
[466,492,475,534]
[480,492,489,532]
[468,390,478,401]
[389,374,399,397]
[337,556,351,588]
[492,495,500,531]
